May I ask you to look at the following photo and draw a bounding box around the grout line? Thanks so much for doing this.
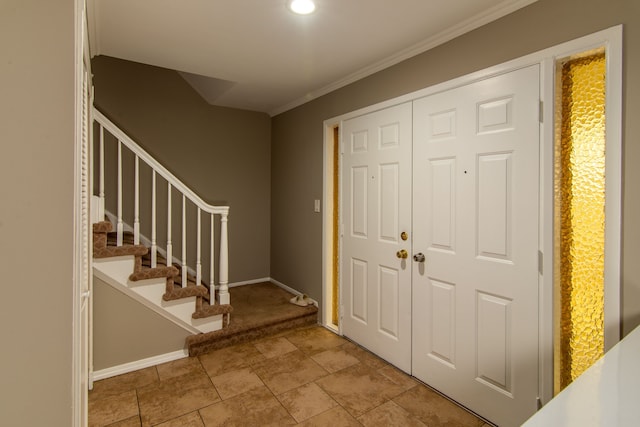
[134,389,141,426]
[91,325,484,425]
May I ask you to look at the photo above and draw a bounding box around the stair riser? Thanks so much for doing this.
[94,258,222,334]
[94,256,136,284]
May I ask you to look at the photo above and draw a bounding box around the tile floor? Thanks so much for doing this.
[89,325,490,427]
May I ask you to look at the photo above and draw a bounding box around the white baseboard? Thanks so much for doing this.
[228,277,271,288]
[269,278,318,307]
[92,349,189,381]
[91,279,317,383]
[227,277,318,307]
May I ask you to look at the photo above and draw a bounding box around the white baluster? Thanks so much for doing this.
[91,112,232,307]
[210,213,215,301]
[166,183,172,268]
[196,208,202,288]
[98,125,105,220]
[218,211,229,305]
[134,155,140,245]
[116,140,123,246]
[151,171,157,268]
[181,195,187,288]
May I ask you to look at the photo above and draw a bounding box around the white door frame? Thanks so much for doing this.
[322,25,622,406]
[73,0,93,425]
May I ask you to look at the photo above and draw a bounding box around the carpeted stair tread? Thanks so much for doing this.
[163,284,208,301]
[186,282,318,356]
[94,244,148,259]
[93,221,148,259]
[187,309,317,356]
[129,265,179,281]
[93,221,113,233]
[92,219,232,331]
[192,301,233,319]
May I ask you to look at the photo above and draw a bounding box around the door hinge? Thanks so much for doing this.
[539,100,543,123]
[538,250,543,275]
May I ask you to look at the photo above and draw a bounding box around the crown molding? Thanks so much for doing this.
[269,0,538,116]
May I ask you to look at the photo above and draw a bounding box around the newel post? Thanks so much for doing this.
[218,210,230,305]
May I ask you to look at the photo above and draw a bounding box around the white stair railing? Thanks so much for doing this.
[92,108,230,305]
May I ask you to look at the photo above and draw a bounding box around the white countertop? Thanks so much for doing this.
[522,326,640,426]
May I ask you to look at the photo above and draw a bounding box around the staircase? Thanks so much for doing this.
[91,108,319,357]
[92,108,232,336]
[93,221,232,333]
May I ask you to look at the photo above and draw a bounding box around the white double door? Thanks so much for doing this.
[341,65,540,426]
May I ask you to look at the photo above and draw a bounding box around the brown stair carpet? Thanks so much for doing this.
[186,282,318,356]
[92,221,232,324]
[93,221,317,353]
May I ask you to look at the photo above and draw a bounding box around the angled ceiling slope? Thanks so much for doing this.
[88,0,538,116]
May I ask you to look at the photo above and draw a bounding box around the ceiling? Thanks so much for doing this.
[88,0,537,116]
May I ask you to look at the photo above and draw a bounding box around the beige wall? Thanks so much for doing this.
[0,0,75,425]
[92,56,272,283]
[93,278,191,370]
[271,0,640,335]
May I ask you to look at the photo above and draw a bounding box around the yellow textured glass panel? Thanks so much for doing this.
[333,127,340,325]
[555,53,606,393]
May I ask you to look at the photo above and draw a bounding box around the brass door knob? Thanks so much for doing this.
[396,249,408,259]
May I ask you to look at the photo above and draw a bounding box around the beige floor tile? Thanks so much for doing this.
[89,367,158,401]
[285,326,347,355]
[106,416,141,427]
[156,356,205,381]
[295,406,362,427]
[137,371,220,426]
[153,411,205,427]
[88,390,138,427]
[198,342,266,377]
[277,382,339,422]
[377,365,417,391]
[210,367,264,400]
[311,347,360,373]
[199,385,296,426]
[340,342,388,370]
[254,336,298,359]
[315,363,406,418]
[252,350,328,395]
[393,385,483,427]
[357,401,426,427]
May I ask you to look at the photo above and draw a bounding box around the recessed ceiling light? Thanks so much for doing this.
[288,0,316,15]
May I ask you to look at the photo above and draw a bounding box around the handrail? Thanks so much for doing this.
[92,107,230,304]
[93,109,229,216]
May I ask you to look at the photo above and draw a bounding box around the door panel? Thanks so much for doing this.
[412,65,540,427]
[350,258,368,322]
[476,291,512,393]
[477,153,511,259]
[430,158,456,250]
[341,102,412,373]
[379,265,400,337]
[429,279,456,366]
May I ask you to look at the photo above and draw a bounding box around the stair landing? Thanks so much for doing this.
[187,281,318,356]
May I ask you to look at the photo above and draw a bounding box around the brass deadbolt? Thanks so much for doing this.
[401,231,408,241]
